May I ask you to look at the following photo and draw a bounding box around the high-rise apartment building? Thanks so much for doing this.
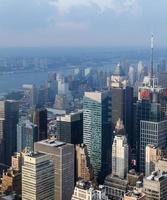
[22,153,54,200]
[56,110,83,144]
[34,139,74,200]
[17,120,38,152]
[83,91,112,182]
[0,100,19,165]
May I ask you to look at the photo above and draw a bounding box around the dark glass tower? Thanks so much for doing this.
[56,111,83,145]
[0,100,19,165]
[33,107,47,140]
[135,35,167,172]
[83,91,112,183]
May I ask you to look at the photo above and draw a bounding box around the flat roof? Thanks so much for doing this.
[37,139,66,147]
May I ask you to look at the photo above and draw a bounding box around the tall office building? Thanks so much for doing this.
[83,91,112,182]
[35,139,74,200]
[112,121,129,179]
[0,100,19,165]
[22,153,54,200]
[76,144,93,181]
[56,110,83,144]
[140,120,167,172]
[17,120,38,152]
[135,35,167,172]
[22,84,37,107]
[33,107,47,140]
[109,64,134,148]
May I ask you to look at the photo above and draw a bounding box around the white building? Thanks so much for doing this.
[71,180,108,200]
[112,134,129,179]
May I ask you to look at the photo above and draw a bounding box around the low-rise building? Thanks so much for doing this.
[143,171,167,199]
[71,180,108,200]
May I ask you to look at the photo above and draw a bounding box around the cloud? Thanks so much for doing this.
[50,0,139,14]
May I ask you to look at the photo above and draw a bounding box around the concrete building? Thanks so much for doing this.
[143,171,167,199]
[76,144,93,181]
[35,139,74,200]
[22,153,54,200]
[83,91,112,182]
[71,180,109,200]
[104,175,128,199]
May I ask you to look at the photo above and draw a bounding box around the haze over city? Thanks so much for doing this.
[0,0,166,47]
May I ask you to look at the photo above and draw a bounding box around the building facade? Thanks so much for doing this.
[56,110,83,144]
[22,153,54,200]
[34,139,74,200]
[83,91,112,182]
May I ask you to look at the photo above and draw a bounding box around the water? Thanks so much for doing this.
[0,71,48,93]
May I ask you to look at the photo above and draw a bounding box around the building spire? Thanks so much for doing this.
[150,34,154,86]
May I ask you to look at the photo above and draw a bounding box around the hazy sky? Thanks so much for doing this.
[0,0,166,47]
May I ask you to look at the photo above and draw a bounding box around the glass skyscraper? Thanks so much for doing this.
[83,91,112,182]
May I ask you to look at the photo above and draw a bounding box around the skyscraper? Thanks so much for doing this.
[17,120,38,152]
[22,153,54,200]
[83,91,112,182]
[56,110,83,144]
[109,64,134,148]
[112,120,129,179]
[33,107,47,140]
[22,84,37,107]
[34,138,74,200]
[0,100,19,165]
[135,35,167,172]
[140,120,167,172]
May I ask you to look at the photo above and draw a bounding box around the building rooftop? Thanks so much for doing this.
[37,139,66,147]
[146,171,167,181]
[76,180,91,190]
[125,191,145,198]
[26,152,46,158]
